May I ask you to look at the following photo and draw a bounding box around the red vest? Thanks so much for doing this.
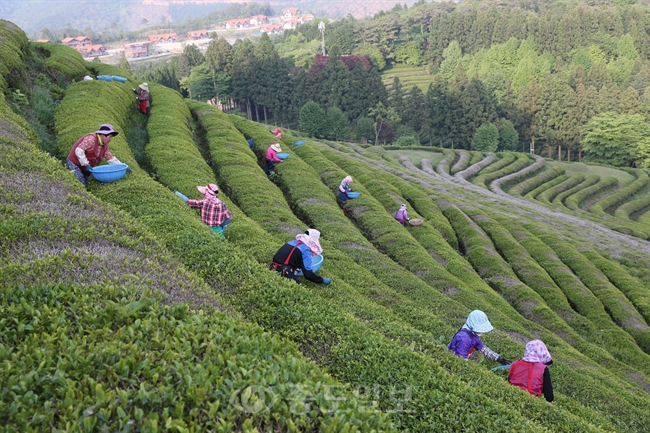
[508,360,545,396]
[67,134,108,170]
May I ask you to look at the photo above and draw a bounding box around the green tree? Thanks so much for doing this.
[355,117,375,143]
[637,136,650,168]
[471,123,499,151]
[498,119,519,151]
[439,40,462,81]
[327,17,359,54]
[582,112,649,166]
[231,39,257,120]
[402,85,427,138]
[183,44,205,67]
[205,37,234,75]
[325,106,350,141]
[368,101,400,145]
[354,45,386,70]
[179,63,214,100]
[389,77,405,116]
[394,135,419,146]
[395,41,423,66]
[299,101,326,137]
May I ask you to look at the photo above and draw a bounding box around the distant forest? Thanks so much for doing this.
[136,0,650,166]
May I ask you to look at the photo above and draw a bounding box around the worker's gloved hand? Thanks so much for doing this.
[497,356,510,365]
[174,190,189,203]
[322,278,332,285]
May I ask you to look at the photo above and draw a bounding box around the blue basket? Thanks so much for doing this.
[347,192,361,199]
[293,140,305,146]
[295,255,324,277]
[91,164,128,182]
[490,365,511,372]
[97,75,113,82]
[112,75,127,83]
[277,152,289,160]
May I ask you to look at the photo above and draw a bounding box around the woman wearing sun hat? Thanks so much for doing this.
[132,82,151,114]
[265,143,283,175]
[174,183,232,237]
[66,124,128,187]
[448,310,510,365]
[270,229,331,285]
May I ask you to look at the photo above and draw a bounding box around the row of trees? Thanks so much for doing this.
[140,33,389,132]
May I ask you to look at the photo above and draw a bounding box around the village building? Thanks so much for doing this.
[260,24,284,34]
[61,36,92,49]
[249,15,268,26]
[76,44,106,58]
[124,41,152,58]
[187,30,209,40]
[283,18,304,30]
[35,39,51,43]
[281,7,299,20]
[148,33,178,44]
[225,18,250,29]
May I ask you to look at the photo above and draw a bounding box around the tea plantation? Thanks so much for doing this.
[3,19,650,432]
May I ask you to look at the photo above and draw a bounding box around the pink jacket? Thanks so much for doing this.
[266,146,281,162]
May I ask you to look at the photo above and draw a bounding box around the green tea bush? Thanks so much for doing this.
[483,154,532,191]
[591,171,649,217]
[32,42,87,80]
[564,176,618,211]
[526,174,570,200]
[521,225,650,364]
[1,284,394,432]
[450,150,470,174]
[536,173,586,205]
[583,250,650,329]
[509,166,565,197]
[552,174,599,206]
[614,194,650,220]
[0,20,29,93]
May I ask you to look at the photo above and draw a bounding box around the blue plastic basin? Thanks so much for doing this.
[277,152,289,160]
[347,192,361,199]
[97,75,113,82]
[91,163,127,182]
[293,140,305,146]
[112,75,127,83]
[295,254,324,276]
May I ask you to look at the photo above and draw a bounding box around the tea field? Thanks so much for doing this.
[3,19,650,432]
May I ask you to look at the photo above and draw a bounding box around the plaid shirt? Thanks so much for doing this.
[187,195,232,227]
[77,134,115,161]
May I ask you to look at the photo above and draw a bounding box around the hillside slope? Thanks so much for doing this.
[3,18,650,432]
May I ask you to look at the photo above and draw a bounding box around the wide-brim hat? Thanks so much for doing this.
[139,82,149,91]
[271,143,282,152]
[95,124,119,136]
[197,183,218,196]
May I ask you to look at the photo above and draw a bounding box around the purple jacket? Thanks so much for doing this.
[448,329,485,359]
[395,209,408,223]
